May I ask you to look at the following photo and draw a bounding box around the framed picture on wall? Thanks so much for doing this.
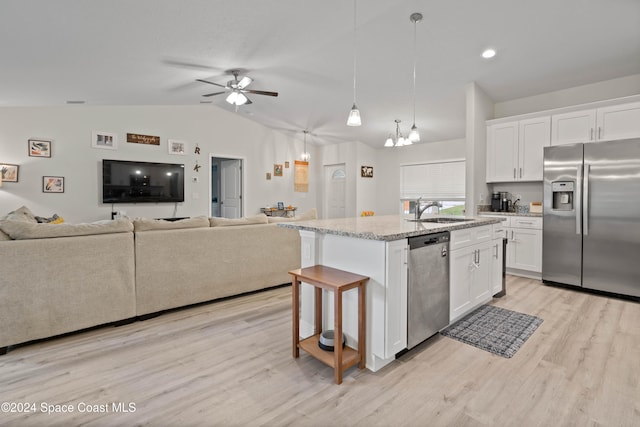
[274,164,283,177]
[43,176,64,193]
[0,164,19,182]
[92,131,118,150]
[168,139,187,155]
[28,139,52,157]
[361,165,373,178]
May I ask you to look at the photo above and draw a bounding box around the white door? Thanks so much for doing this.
[324,164,346,219]
[449,247,473,322]
[220,159,242,218]
[508,228,542,272]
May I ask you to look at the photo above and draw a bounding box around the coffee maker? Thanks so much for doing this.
[491,192,501,212]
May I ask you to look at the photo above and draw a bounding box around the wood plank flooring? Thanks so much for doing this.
[1,276,639,426]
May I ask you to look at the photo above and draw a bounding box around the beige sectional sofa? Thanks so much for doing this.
[0,207,312,353]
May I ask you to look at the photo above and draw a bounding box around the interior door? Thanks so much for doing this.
[220,159,242,219]
[324,164,346,219]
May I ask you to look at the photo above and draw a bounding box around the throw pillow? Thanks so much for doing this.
[133,216,209,232]
[5,206,38,223]
[209,213,269,227]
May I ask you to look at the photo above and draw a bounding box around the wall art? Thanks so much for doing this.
[127,133,160,145]
[92,131,118,150]
[274,164,283,177]
[28,139,52,157]
[361,165,373,178]
[0,164,19,182]
[43,176,64,193]
[168,139,187,155]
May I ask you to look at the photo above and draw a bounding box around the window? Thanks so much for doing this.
[400,160,465,215]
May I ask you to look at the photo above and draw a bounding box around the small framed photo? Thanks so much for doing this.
[361,165,373,178]
[274,164,283,177]
[43,176,64,193]
[28,139,52,157]
[277,202,284,210]
[285,161,290,168]
[266,172,271,180]
[0,164,19,182]
[92,131,118,150]
[168,139,187,155]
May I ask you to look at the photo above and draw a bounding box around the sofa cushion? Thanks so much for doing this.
[267,208,317,223]
[0,229,10,241]
[0,218,133,240]
[209,213,269,227]
[133,216,209,232]
[6,206,38,223]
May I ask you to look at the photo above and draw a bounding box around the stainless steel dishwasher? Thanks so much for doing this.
[407,231,450,349]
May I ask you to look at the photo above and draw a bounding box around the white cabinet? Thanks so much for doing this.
[551,101,640,145]
[384,239,408,357]
[486,116,550,182]
[490,223,506,296]
[506,217,542,274]
[450,226,493,323]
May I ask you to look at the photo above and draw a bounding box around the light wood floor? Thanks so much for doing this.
[1,276,639,427]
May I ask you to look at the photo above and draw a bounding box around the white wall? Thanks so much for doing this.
[465,82,494,215]
[494,73,640,118]
[0,105,318,223]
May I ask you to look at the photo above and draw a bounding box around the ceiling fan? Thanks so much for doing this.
[196,70,278,106]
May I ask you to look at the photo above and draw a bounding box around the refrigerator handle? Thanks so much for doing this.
[576,165,582,235]
[583,164,590,236]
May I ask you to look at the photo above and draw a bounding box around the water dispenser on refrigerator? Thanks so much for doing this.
[551,181,574,211]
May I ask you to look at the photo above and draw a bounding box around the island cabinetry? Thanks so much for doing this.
[490,223,506,296]
[450,226,493,323]
[297,230,407,372]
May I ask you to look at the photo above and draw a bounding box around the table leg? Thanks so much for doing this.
[334,289,343,385]
[314,286,322,335]
[358,281,366,369]
[292,276,299,358]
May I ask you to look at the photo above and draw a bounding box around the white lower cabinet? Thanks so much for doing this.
[506,217,542,273]
[450,227,493,323]
[490,224,505,296]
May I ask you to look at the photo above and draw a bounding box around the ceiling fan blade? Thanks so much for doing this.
[243,89,278,97]
[244,97,253,105]
[237,76,253,89]
[196,78,227,89]
[202,91,226,97]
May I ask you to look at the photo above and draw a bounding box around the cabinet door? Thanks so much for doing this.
[508,228,542,272]
[597,102,640,141]
[519,117,550,181]
[490,239,504,296]
[487,122,518,182]
[449,247,473,322]
[385,239,408,357]
[472,242,493,305]
[551,110,596,145]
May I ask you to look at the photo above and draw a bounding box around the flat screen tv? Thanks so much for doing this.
[102,159,185,204]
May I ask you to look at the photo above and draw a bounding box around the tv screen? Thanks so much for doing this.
[102,159,185,204]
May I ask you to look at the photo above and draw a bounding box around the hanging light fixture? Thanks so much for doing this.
[347,0,362,126]
[301,130,311,161]
[408,12,422,143]
[385,119,410,147]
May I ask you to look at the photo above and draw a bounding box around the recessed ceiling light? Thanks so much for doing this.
[482,48,496,59]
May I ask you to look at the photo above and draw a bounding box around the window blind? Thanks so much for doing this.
[400,161,465,200]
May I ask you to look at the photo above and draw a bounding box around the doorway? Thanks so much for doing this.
[324,163,346,219]
[210,156,243,218]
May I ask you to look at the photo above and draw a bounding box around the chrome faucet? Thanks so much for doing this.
[415,197,442,220]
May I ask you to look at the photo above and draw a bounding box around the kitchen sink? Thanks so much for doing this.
[407,217,474,223]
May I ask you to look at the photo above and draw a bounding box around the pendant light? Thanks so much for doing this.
[347,0,362,126]
[385,120,408,147]
[408,12,422,143]
[301,130,311,162]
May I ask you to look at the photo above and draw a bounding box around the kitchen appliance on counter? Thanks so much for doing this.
[491,192,502,212]
[407,231,450,349]
[543,138,640,298]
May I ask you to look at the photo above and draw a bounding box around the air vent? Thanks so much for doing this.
[66,100,86,104]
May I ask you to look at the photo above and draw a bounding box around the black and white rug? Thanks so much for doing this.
[440,305,543,358]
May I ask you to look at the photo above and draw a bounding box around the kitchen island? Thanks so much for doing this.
[280,214,502,372]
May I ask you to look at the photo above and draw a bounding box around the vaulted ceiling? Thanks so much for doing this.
[1,0,639,147]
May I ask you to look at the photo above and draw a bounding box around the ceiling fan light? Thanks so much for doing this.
[384,136,394,147]
[226,91,248,106]
[347,104,362,126]
[396,135,405,147]
[301,151,311,161]
[409,124,420,142]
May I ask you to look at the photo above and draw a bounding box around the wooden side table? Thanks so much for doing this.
[289,265,368,385]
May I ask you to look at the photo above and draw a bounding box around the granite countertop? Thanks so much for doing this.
[278,214,502,241]
[478,211,542,218]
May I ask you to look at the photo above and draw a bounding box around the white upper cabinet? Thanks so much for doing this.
[486,117,550,182]
[551,101,640,145]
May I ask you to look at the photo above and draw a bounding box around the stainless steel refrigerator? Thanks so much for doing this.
[543,138,640,298]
